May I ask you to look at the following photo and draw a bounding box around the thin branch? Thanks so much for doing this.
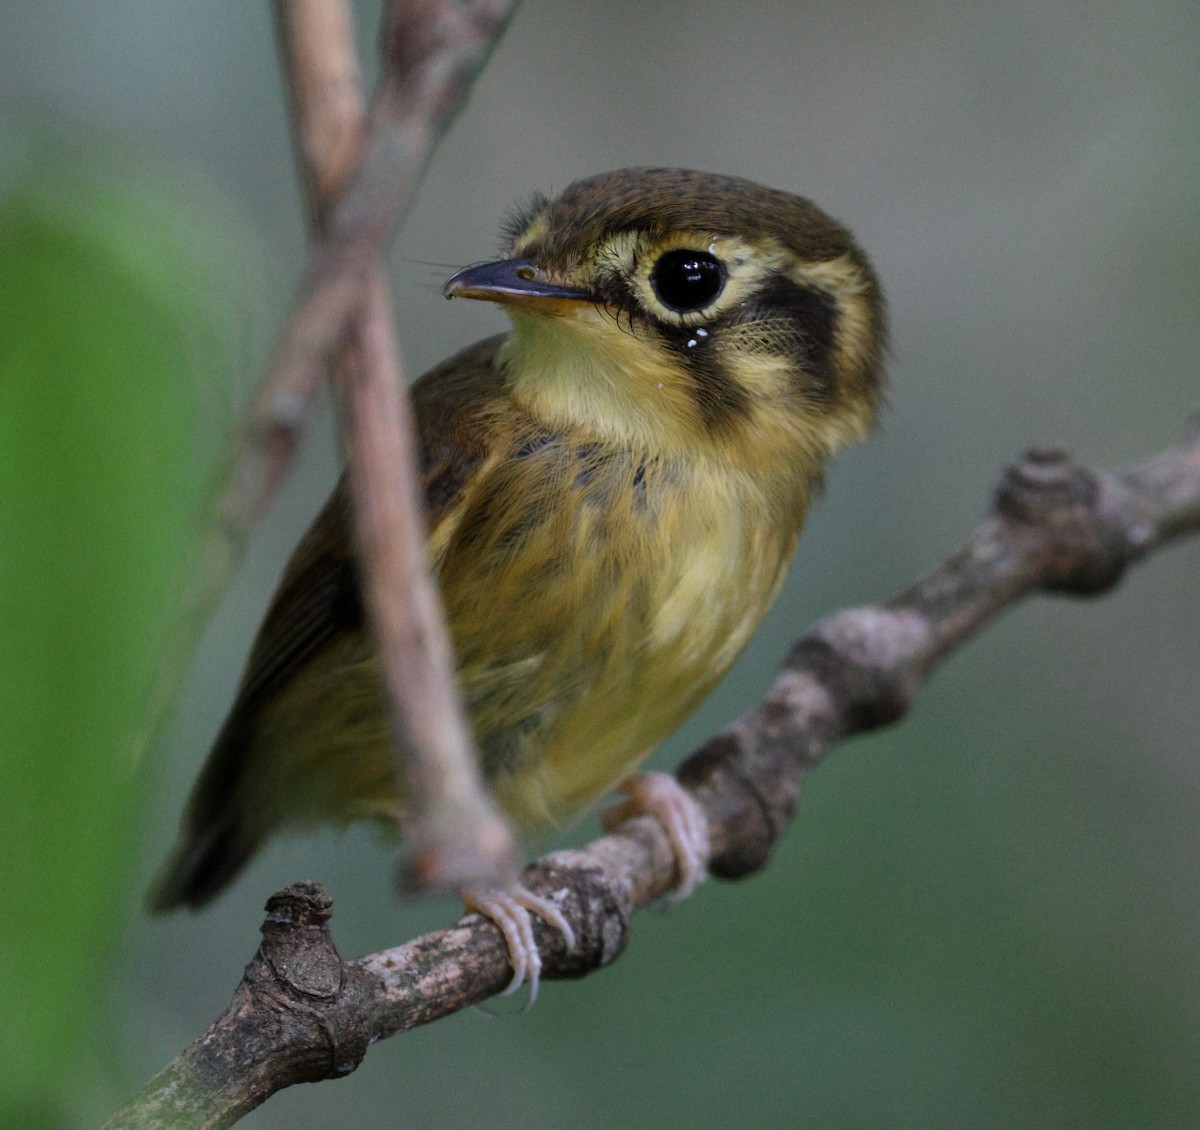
[274,0,367,228]
[226,0,517,533]
[266,0,519,890]
[340,264,516,886]
[105,419,1200,1130]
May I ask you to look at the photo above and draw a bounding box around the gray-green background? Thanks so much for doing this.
[2,2,1198,1127]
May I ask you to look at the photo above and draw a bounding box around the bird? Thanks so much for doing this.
[150,167,886,995]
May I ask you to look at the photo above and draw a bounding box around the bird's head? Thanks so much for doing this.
[444,167,886,468]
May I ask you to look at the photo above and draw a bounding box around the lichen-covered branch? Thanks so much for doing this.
[104,420,1200,1129]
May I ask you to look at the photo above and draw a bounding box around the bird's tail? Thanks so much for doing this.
[145,815,260,913]
[145,716,266,913]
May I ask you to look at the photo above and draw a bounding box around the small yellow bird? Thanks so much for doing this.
[151,168,885,982]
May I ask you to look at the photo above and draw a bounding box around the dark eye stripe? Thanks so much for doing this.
[731,275,838,394]
[655,321,752,432]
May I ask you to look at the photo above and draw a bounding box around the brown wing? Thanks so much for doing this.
[148,336,507,910]
[224,335,509,720]
[226,484,360,720]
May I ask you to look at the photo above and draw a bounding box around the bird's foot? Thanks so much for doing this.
[601,771,710,902]
[459,884,576,1007]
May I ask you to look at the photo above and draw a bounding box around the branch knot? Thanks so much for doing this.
[790,607,928,734]
[238,884,375,1083]
[995,449,1132,594]
[256,882,343,999]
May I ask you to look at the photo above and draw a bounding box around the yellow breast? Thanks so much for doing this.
[433,434,805,828]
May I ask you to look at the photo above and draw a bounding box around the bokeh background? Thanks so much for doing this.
[2,2,1198,1127]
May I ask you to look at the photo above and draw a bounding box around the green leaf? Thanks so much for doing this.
[0,138,255,1126]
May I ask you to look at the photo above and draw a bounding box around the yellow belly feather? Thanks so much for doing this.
[252,445,802,835]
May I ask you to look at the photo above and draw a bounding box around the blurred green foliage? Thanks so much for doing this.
[0,130,249,1127]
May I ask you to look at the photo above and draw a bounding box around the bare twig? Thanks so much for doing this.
[265,0,519,890]
[274,0,367,227]
[228,0,517,533]
[340,265,516,886]
[105,421,1200,1130]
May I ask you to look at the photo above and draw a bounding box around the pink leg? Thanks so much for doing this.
[460,885,576,1007]
[601,771,710,901]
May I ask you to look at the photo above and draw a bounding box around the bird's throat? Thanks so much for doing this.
[498,309,718,456]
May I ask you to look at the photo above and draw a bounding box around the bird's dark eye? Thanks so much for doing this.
[650,249,725,312]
